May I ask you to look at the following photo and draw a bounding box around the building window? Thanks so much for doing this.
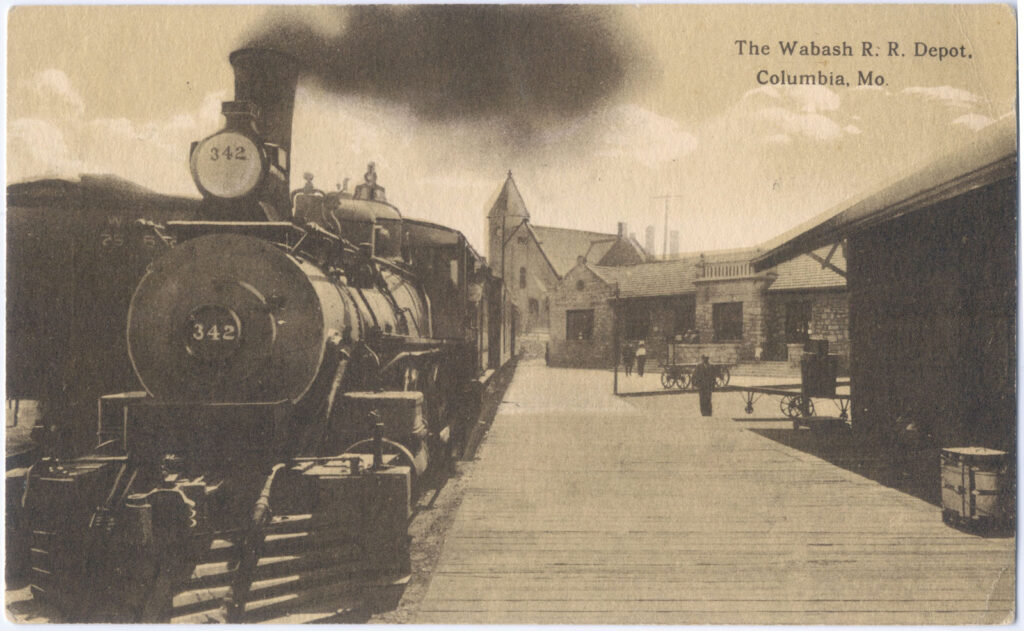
[623,305,650,340]
[566,309,594,341]
[673,300,696,337]
[713,302,743,341]
[519,267,527,289]
[528,298,539,318]
[576,280,585,291]
[785,301,812,344]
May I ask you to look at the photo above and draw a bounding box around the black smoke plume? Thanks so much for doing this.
[243,5,636,128]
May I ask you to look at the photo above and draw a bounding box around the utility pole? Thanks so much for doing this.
[651,194,684,258]
[612,285,620,395]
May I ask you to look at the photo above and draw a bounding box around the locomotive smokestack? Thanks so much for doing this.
[229,48,300,160]
[191,48,300,220]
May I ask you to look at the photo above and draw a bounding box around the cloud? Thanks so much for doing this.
[742,84,840,113]
[587,105,698,167]
[754,106,845,141]
[9,67,230,194]
[951,113,995,131]
[902,86,982,109]
[788,86,840,113]
[734,85,853,144]
[33,69,85,117]
[8,118,85,179]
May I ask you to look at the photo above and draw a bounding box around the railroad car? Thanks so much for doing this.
[13,47,509,623]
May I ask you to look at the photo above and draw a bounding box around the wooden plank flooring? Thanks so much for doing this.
[413,362,1015,624]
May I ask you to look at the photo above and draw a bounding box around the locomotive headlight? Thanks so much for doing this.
[190,131,265,199]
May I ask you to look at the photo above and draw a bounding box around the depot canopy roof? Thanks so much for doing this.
[752,117,1017,271]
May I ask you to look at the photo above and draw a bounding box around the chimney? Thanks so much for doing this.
[669,230,680,257]
[617,222,628,238]
[645,225,656,257]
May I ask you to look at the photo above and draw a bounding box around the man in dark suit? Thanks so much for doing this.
[692,355,715,416]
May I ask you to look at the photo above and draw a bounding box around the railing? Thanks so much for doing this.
[698,260,754,280]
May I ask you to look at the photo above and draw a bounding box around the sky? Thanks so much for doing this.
[6,5,1017,257]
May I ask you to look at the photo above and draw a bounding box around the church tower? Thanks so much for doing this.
[486,171,530,279]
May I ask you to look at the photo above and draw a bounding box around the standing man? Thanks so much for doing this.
[635,341,647,377]
[692,355,715,416]
[622,343,634,376]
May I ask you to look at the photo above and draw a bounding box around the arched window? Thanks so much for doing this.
[519,267,527,289]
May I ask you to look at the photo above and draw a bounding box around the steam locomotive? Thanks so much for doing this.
[14,48,508,622]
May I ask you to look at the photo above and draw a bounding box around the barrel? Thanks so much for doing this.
[940,447,1011,529]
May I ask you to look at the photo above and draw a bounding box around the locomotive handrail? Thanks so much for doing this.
[379,348,442,375]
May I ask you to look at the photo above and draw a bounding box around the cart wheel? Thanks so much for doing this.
[661,372,674,389]
[675,373,690,390]
[715,367,731,388]
[783,396,814,418]
[780,395,799,418]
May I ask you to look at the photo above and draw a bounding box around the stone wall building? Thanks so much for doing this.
[482,172,850,369]
[548,247,849,369]
[485,172,649,341]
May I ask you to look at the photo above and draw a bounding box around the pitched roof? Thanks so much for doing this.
[486,172,530,220]
[753,116,1016,270]
[585,244,847,299]
[596,235,652,266]
[589,257,700,299]
[767,247,847,291]
[531,224,618,276]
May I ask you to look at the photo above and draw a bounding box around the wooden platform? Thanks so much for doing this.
[413,362,1015,624]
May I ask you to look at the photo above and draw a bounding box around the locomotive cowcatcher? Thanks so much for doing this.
[16,48,499,622]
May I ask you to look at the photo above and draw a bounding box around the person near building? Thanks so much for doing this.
[635,341,647,377]
[692,355,715,416]
[622,343,634,376]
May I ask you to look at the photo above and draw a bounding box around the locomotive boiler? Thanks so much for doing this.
[17,48,497,623]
